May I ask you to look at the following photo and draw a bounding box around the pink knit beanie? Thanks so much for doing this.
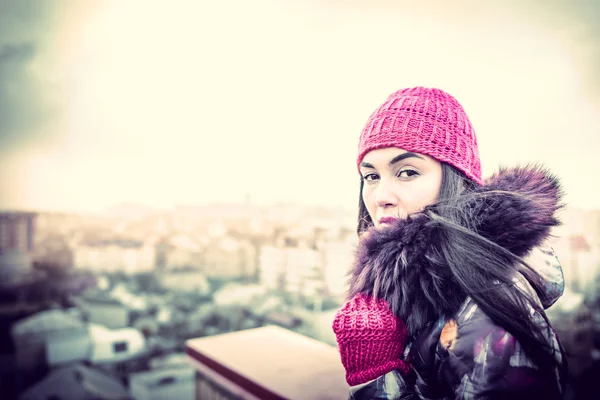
[357,87,483,185]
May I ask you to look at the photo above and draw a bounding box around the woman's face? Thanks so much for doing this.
[360,147,443,228]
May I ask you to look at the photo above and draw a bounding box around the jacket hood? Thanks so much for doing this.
[348,165,565,336]
[521,245,564,309]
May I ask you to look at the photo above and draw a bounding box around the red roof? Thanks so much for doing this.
[569,235,591,252]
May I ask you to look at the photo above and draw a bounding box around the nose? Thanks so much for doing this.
[375,177,398,209]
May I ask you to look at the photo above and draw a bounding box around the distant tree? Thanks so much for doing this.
[32,234,74,275]
[135,272,160,293]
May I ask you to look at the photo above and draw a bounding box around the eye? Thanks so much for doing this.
[363,173,379,182]
[397,168,419,179]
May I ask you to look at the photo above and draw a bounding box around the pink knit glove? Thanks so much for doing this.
[332,293,411,386]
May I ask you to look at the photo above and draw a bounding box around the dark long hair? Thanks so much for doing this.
[357,163,565,384]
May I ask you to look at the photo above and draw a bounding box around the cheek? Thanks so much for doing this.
[404,177,442,211]
[362,187,377,219]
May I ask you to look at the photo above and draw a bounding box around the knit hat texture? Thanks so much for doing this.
[357,87,483,185]
[333,294,410,386]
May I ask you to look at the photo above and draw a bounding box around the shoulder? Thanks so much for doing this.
[435,298,564,398]
[408,297,565,399]
[443,299,531,369]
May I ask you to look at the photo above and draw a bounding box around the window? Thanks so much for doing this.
[113,341,128,353]
[73,370,83,383]
[158,376,176,386]
[0,220,8,252]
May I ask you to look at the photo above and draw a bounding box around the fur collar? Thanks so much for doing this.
[347,165,563,337]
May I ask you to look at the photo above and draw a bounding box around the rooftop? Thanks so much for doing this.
[186,325,348,400]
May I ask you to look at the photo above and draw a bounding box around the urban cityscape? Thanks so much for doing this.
[0,202,598,399]
[1,0,599,399]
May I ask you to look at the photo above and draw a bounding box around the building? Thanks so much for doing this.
[323,238,357,299]
[583,209,600,240]
[213,283,267,308]
[33,233,74,270]
[0,211,40,290]
[259,243,341,301]
[46,326,92,367]
[547,288,596,377]
[259,245,323,297]
[76,292,132,329]
[153,237,172,270]
[554,235,600,293]
[202,237,256,279]
[159,270,211,295]
[19,363,130,400]
[11,309,88,371]
[73,239,155,274]
[149,352,189,370]
[185,325,348,399]
[284,247,323,298]
[166,234,203,269]
[130,366,195,400]
[88,323,146,363]
[0,212,36,254]
[258,245,286,291]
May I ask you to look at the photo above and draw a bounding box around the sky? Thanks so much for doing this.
[1,0,599,214]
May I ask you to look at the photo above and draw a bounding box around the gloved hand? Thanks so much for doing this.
[332,293,411,386]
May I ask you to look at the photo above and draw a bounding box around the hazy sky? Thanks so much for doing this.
[1,0,599,213]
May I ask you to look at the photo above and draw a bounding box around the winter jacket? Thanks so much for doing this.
[345,166,568,399]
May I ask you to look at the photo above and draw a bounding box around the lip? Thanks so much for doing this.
[378,216,398,225]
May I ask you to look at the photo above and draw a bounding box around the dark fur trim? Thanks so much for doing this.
[474,164,563,257]
[347,165,563,337]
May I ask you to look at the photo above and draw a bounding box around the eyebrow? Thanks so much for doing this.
[360,152,425,169]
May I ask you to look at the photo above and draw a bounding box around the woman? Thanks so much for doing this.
[332,87,568,399]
